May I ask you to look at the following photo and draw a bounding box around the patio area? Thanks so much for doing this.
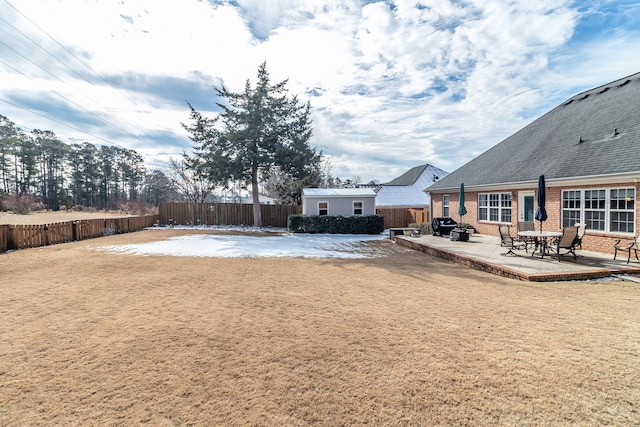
[394,232,640,282]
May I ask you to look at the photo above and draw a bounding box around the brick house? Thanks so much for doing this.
[425,72,640,254]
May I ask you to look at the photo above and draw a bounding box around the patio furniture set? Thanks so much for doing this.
[501,221,640,264]
[429,217,639,264]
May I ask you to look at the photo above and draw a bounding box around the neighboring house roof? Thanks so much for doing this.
[376,164,449,207]
[426,72,640,193]
[303,188,377,198]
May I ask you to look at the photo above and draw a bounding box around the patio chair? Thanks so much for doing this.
[613,235,640,264]
[499,224,527,256]
[548,226,579,262]
[574,222,586,249]
[517,221,536,250]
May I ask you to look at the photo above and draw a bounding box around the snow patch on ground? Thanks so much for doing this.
[99,230,388,259]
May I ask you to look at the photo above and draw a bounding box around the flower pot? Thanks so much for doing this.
[450,229,469,242]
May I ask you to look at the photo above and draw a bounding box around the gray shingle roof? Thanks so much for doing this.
[376,164,449,207]
[384,164,428,186]
[427,72,640,192]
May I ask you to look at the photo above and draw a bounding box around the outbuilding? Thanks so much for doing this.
[302,188,377,216]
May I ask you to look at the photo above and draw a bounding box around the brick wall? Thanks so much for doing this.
[431,181,639,255]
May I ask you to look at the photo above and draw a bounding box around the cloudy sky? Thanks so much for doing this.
[1,0,639,183]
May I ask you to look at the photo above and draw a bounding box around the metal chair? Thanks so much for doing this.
[499,225,527,256]
[574,222,586,249]
[548,226,579,262]
[517,221,536,251]
[613,235,639,264]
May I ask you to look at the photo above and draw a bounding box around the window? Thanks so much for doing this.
[353,201,363,215]
[442,195,449,217]
[318,201,328,216]
[584,189,605,231]
[610,189,635,233]
[561,188,635,234]
[562,190,581,226]
[478,192,511,223]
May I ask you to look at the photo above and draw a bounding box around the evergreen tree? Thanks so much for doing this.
[184,62,320,227]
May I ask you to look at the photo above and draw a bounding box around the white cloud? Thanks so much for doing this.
[1,0,639,183]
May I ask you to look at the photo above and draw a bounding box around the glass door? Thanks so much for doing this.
[518,191,535,222]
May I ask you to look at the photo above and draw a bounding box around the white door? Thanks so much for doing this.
[518,191,535,222]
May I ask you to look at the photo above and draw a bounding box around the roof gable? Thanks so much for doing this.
[376,164,449,206]
[428,72,640,192]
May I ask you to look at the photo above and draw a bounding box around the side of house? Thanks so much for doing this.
[426,72,640,255]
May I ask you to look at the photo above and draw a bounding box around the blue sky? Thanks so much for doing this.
[1,0,639,183]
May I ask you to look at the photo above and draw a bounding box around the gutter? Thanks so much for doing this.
[425,171,640,195]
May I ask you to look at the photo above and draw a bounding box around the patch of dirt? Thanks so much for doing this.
[1,229,639,426]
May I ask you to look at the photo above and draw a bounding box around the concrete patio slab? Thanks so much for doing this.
[394,233,640,282]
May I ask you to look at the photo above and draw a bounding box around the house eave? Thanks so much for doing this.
[425,172,640,194]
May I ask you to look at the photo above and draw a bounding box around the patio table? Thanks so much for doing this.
[517,230,562,259]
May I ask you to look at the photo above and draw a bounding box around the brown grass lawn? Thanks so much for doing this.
[1,226,639,426]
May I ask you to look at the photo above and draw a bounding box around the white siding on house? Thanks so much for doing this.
[375,164,449,208]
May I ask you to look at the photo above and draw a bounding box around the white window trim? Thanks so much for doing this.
[352,200,363,215]
[478,192,512,223]
[561,187,635,234]
[442,195,450,217]
[318,201,328,216]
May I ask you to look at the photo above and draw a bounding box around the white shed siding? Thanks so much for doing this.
[302,188,376,216]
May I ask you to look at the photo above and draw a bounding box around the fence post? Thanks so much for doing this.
[8,225,17,250]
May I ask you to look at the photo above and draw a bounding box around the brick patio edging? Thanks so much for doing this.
[394,237,618,282]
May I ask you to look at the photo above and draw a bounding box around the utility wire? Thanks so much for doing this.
[0,15,93,85]
[1,0,189,148]
[0,97,115,145]
[0,38,62,82]
[4,0,141,108]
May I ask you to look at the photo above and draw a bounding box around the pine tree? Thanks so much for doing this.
[184,62,320,227]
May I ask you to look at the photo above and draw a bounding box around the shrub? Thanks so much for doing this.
[2,193,44,214]
[409,222,433,236]
[288,214,384,234]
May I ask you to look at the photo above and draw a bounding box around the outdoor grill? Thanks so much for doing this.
[431,217,458,237]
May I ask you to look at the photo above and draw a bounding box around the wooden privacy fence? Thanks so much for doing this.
[0,215,159,253]
[376,207,431,229]
[158,203,429,230]
[159,202,301,228]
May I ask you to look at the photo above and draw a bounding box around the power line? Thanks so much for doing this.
[0,38,62,82]
[3,0,142,108]
[1,0,190,149]
[0,56,31,76]
[0,14,93,85]
[0,97,115,145]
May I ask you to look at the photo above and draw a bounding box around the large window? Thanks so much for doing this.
[442,195,449,217]
[610,189,635,233]
[478,192,512,223]
[561,188,635,233]
[562,190,581,226]
[584,189,605,231]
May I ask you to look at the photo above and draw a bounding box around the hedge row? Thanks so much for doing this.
[288,214,385,234]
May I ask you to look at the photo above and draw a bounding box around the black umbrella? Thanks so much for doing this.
[534,175,548,232]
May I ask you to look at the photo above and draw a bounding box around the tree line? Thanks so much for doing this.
[0,114,178,212]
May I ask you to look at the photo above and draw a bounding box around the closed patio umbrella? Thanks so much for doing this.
[535,175,548,232]
[458,183,467,225]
